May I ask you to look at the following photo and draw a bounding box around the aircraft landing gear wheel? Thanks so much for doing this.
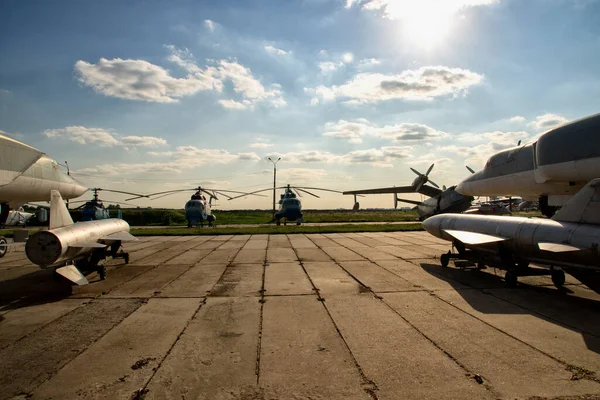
[284,220,287,226]
[98,265,107,280]
[0,236,7,258]
[505,271,518,287]
[440,252,450,268]
[124,253,130,264]
[551,269,565,288]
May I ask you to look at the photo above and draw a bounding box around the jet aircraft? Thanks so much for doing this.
[343,164,473,220]
[457,113,600,217]
[4,190,136,284]
[423,178,600,293]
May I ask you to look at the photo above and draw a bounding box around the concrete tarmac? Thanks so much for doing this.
[1,231,599,400]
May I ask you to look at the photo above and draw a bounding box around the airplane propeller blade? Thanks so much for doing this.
[466,165,475,174]
[410,167,422,176]
[425,163,435,176]
[429,180,440,188]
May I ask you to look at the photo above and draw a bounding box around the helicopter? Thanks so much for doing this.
[127,186,265,227]
[69,188,144,221]
[229,184,342,226]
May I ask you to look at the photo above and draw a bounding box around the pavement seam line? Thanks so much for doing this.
[303,234,380,399]
[255,234,268,384]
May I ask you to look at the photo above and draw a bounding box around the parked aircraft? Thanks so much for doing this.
[229,184,342,225]
[343,164,473,220]
[0,133,88,226]
[69,188,143,221]
[128,186,264,227]
[9,190,136,284]
[456,113,600,217]
[423,179,600,292]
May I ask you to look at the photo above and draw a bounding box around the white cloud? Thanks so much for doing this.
[75,46,286,109]
[42,126,167,148]
[509,115,526,123]
[409,153,454,167]
[307,66,483,104]
[322,119,445,143]
[323,119,371,144]
[76,146,255,176]
[345,0,497,19]
[250,142,274,149]
[318,61,343,72]
[266,150,338,164]
[371,122,446,141]
[481,131,530,148]
[342,53,354,63]
[529,113,569,131]
[204,20,216,32]
[147,151,174,157]
[267,146,412,167]
[357,58,382,70]
[278,168,328,181]
[264,45,290,56]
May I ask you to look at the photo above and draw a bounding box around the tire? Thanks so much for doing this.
[440,252,450,268]
[551,270,566,288]
[0,236,7,258]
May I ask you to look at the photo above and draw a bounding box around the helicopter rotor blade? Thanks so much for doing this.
[295,188,320,198]
[292,186,343,194]
[90,188,150,198]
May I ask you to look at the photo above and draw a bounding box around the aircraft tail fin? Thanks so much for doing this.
[551,179,600,224]
[49,190,74,229]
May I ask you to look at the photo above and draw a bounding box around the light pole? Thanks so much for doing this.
[65,161,70,209]
[268,157,281,218]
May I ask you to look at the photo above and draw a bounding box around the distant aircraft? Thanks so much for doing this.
[343,164,473,220]
[0,133,88,226]
[128,186,264,227]
[457,113,600,217]
[3,208,35,226]
[423,178,600,293]
[229,184,342,225]
[69,188,143,221]
[6,190,137,284]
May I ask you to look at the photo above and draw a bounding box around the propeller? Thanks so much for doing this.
[410,163,439,192]
[466,165,475,174]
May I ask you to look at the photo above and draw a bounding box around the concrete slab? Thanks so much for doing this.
[375,260,472,291]
[165,249,213,265]
[303,262,362,297]
[268,235,292,247]
[306,234,338,247]
[433,289,600,373]
[0,299,88,350]
[264,262,314,296]
[234,248,266,264]
[330,237,368,248]
[295,247,332,262]
[325,294,493,399]
[146,297,261,399]
[211,264,263,297]
[159,263,228,298]
[287,234,317,249]
[382,291,600,398]
[339,261,417,292]
[70,265,155,298]
[33,298,201,400]
[350,245,400,261]
[243,239,268,250]
[321,246,366,262]
[105,264,191,298]
[260,296,369,399]
[266,247,297,263]
[0,299,142,399]
[200,248,240,265]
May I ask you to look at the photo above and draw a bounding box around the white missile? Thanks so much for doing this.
[23,190,136,285]
[422,178,600,288]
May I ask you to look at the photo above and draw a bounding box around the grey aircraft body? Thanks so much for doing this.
[457,113,600,216]
[423,179,600,292]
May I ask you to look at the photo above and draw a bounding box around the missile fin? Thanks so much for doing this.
[69,242,107,249]
[552,178,600,224]
[444,229,507,245]
[55,265,89,285]
[101,231,137,241]
[538,242,584,252]
[49,190,74,229]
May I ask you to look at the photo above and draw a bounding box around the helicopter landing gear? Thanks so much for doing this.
[276,219,281,226]
[296,217,303,226]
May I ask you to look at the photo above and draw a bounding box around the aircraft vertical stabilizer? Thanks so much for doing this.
[49,190,74,229]
[551,179,600,224]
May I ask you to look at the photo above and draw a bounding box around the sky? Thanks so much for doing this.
[1,0,600,210]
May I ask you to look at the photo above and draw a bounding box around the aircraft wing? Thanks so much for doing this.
[0,134,45,186]
[102,231,137,242]
[396,198,422,206]
[443,229,508,245]
[538,242,584,252]
[344,186,416,195]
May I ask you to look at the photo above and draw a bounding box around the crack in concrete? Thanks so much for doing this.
[255,234,269,384]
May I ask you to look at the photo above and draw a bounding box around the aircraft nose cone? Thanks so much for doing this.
[422,214,443,238]
[422,217,435,233]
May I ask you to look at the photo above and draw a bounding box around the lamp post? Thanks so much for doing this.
[267,157,281,218]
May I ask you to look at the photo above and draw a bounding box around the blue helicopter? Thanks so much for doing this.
[229,184,342,225]
[129,186,264,227]
[70,188,143,221]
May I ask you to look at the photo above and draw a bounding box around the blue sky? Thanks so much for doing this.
[1,0,600,209]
